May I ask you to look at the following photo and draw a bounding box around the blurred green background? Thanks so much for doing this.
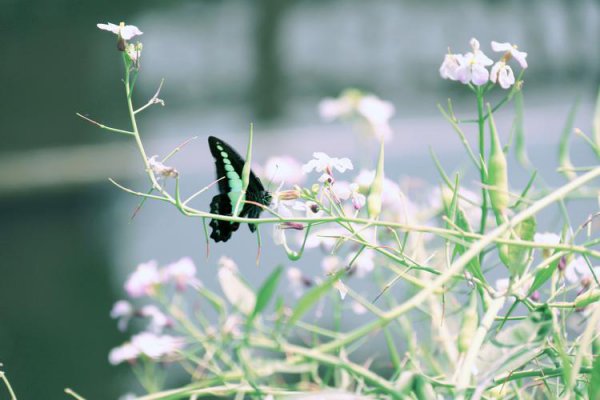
[1,0,599,398]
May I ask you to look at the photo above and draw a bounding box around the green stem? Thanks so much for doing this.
[477,88,489,242]
[455,296,506,395]
[122,54,171,200]
[0,371,17,400]
[305,166,600,355]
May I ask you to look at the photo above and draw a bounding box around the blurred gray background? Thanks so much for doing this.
[1,0,599,398]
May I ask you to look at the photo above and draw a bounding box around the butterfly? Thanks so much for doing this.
[208,136,272,242]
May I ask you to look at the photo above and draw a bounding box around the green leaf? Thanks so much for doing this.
[248,266,283,325]
[558,97,581,181]
[528,254,561,296]
[288,269,345,327]
[454,207,486,284]
[498,215,536,277]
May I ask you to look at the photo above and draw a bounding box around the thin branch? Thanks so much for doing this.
[134,78,166,114]
[75,113,135,136]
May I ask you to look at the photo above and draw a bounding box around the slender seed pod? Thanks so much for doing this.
[575,289,600,309]
[487,104,509,215]
[412,374,436,400]
[458,290,479,353]
[367,139,384,219]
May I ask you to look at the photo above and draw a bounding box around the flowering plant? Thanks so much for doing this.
[32,25,600,400]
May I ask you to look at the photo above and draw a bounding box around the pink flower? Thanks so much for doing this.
[124,261,161,298]
[163,257,201,290]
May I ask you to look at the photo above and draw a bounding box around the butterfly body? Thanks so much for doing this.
[208,136,271,242]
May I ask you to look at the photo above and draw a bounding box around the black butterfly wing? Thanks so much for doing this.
[208,136,266,193]
[207,136,270,240]
[209,194,240,242]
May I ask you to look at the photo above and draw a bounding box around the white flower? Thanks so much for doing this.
[491,41,528,69]
[163,257,201,290]
[131,332,185,359]
[124,261,161,298]
[490,61,515,89]
[264,156,305,186]
[109,343,140,365]
[534,232,560,246]
[495,278,510,293]
[456,38,493,86]
[148,155,178,178]
[319,97,354,121]
[440,53,465,81]
[140,305,171,333]
[564,256,600,284]
[217,257,256,315]
[357,95,395,141]
[351,301,367,315]
[110,300,134,331]
[97,22,143,40]
[302,152,353,180]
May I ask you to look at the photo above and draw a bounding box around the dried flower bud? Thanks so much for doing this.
[558,256,567,271]
[278,189,300,201]
[279,222,305,230]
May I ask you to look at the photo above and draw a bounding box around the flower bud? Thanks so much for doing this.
[279,222,305,231]
[487,105,509,214]
[278,189,300,201]
[458,290,479,353]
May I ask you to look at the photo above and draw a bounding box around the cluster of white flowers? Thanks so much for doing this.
[440,38,527,89]
[319,89,396,141]
[109,332,185,365]
[108,258,202,365]
[124,257,201,298]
